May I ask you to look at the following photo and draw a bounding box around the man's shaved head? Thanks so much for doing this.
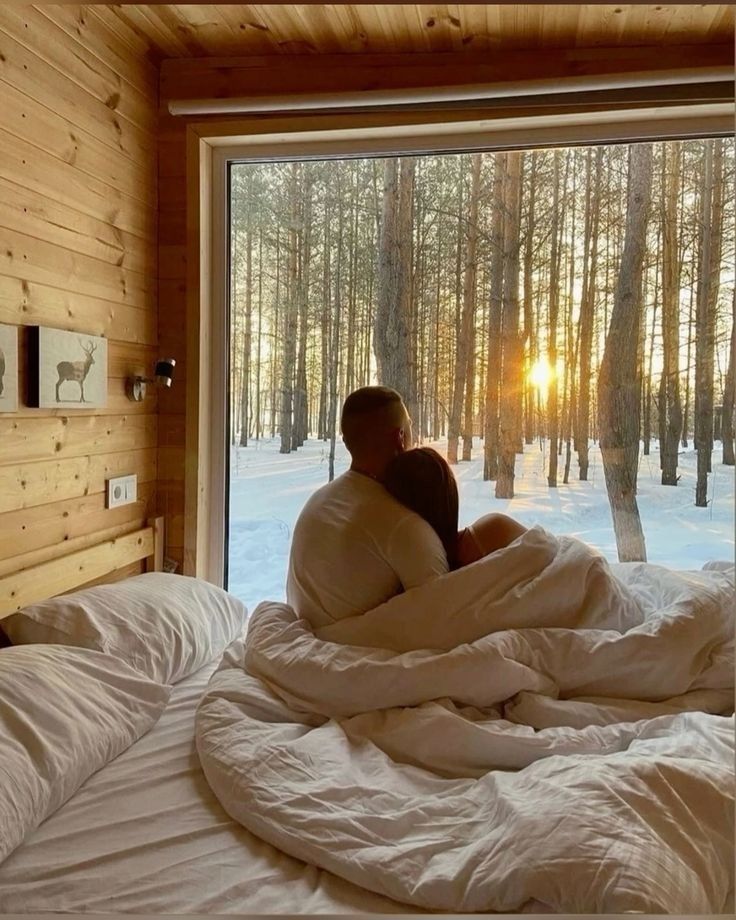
[340,387,411,474]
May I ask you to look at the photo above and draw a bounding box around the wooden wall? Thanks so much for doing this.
[158,111,187,569]
[0,5,159,584]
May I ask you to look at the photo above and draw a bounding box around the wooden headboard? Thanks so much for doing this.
[0,517,164,621]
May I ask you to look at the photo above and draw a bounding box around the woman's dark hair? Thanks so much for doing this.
[383,447,459,569]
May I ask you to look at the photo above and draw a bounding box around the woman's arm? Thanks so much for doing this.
[457,513,528,566]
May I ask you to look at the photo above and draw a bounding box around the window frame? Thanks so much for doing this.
[189,101,733,584]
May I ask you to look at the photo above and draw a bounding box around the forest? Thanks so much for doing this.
[229,138,735,561]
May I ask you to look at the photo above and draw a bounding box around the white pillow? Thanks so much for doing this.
[0,644,170,865]
[3,573,247,685]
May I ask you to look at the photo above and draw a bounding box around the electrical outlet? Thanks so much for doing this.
[107,474,137,509]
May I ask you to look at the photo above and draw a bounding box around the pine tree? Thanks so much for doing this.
[598,144,653,561]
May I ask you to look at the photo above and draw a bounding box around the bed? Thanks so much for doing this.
[0,522,415,914]
[0,660,415,914]
[0,522,733,915]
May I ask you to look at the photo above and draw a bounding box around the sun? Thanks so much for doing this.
[528,358,555,393]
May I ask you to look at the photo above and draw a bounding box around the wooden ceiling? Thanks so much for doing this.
[108,5,734,59]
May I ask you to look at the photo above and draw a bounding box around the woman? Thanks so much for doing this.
[383,447,527,569]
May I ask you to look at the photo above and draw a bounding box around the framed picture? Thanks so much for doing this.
[28,327,107,409]
[0,323,19,413]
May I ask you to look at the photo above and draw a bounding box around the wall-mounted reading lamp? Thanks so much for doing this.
[127,358,176,402]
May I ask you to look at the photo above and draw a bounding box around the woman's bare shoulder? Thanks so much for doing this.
[456,527,482,567]
[467,513,528,556]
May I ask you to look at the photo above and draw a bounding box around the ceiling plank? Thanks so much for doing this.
[211,4,280,54]
[109,4,735,58]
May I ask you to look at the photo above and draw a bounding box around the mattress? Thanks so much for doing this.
[0,662,412,914]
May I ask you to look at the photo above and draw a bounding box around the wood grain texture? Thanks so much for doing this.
[0,525,155,617]
[0,447,157,515]
[0,5,158,136]
[0,18,156,161]
[0,480,156,567]
[0,177,155,275]
[161,44,735,105]
[0,414,158,466]
[0,7,159,583]
[146,515,165,572]
[39,5,158,96]
[0,77,156,203]
[115,5,735,57]
[75,559,147,592]
[0,129,156,242]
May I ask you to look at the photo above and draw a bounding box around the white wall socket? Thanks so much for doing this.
[107,474,137,509]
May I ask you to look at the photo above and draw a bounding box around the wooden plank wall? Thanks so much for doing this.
[158,108,187,568]
[0,5,159,581]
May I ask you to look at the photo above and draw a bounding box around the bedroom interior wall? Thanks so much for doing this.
[0,6,159,585]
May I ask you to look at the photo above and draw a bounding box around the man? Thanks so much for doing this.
[286,386,448,628]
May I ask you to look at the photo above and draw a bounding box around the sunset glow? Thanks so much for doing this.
[528,359,555,394]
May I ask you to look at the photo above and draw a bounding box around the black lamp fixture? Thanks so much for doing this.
[127,358,176,402]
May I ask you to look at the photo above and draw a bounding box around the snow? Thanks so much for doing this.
[227,437,735,613]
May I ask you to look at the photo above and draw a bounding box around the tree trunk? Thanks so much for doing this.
[293,171,313,448]
[345,166,359,395]
[563,152,578,485]
[449,153,482,463]
[432,229,442,439]
[577,147,603,480]
[682,249,697,447]
[695,139,723,505]
[484,153,506,481]
[598,143,653,562]
[414,180,426,439]
[462,321,476,460]
[254,228,263,441]
[660,143,683,485]
[239,215,252,446]
[454,158,464,386]
[547,151,562,488]
[318,201,331,441]
[404,160,419,434]
[279,165,299,454]
[496,151,522,499]
[374,157,416,420]
[236,175,254,448]
[722,288,735,466]
[522,152,538,445]
[328,169,344,481]
[642,223,660,458]
[270,228,280,439]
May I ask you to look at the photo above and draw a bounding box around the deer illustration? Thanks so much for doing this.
[56,339,97,403]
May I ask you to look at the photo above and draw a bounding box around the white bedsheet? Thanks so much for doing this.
[196,530,735,914]
[0,662,414,914]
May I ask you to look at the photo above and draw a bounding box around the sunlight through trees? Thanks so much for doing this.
[229,138,735,560]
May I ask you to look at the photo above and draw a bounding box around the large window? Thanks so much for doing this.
[226,139,734,610]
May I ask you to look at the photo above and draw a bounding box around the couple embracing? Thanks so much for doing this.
[287,386,526,629]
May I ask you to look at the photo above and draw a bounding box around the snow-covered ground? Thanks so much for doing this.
[227,437,735,613]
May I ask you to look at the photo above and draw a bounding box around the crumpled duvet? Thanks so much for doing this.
[196,527,735,914]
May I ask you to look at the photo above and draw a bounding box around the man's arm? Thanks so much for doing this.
[386,512,449,590]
